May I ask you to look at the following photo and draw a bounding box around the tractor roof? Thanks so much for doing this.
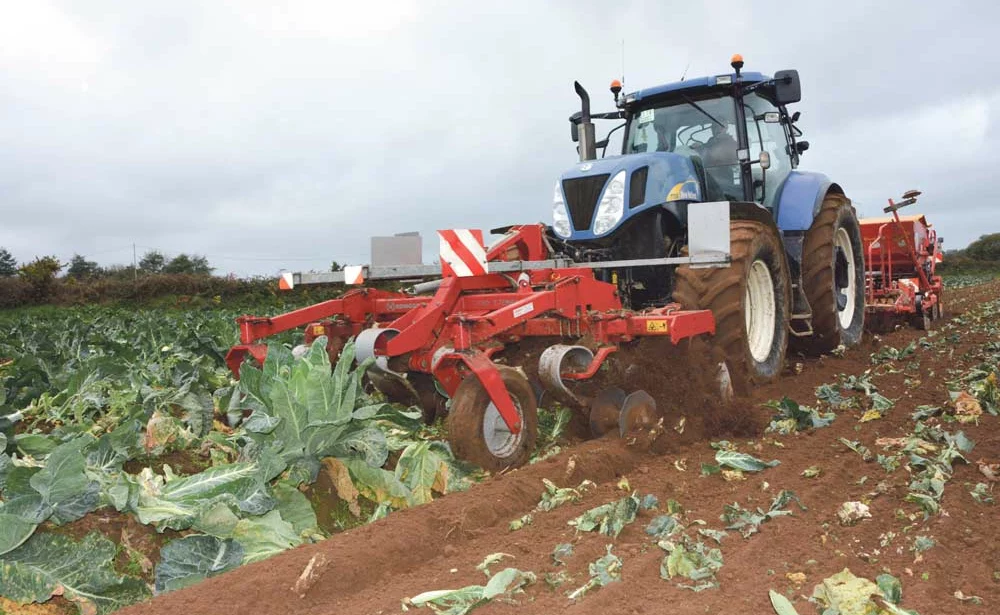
[628,71,769,103]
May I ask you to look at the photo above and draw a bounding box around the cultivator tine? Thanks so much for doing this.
[538,345,594,407]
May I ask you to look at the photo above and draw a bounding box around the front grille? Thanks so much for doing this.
[562,174,610,231]
[629,166,648,208]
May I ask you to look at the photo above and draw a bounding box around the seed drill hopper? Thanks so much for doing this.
[860,190,944,330]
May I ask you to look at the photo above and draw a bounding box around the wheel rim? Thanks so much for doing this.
[834,227,857,329]
[482,399,524,458]
[745,259,777,364]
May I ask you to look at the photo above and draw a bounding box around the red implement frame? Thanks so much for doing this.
[860,192,943,322]
[225,224,717,435]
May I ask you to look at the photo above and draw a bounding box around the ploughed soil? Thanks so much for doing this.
[121,281,1000,615]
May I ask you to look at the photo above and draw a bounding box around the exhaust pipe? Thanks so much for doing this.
[574,81,597,162]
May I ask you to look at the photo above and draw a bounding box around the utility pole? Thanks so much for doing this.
[133,243,137,281]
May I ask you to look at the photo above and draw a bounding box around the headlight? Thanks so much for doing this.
[552,182,571,238]
[592,170,626,235]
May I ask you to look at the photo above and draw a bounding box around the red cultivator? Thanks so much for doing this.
[226,212,731,469]
[860,190,944,330]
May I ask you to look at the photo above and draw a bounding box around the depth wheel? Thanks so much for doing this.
[446,367,538,471]
[799,193,866,352]
[674,219,790,388]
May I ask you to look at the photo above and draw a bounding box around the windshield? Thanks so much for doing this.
[625,95,742,200]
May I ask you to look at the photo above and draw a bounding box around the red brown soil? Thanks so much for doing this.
[120,281,1000,615]
[46,508,175,583]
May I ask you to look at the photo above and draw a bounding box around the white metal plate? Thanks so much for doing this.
[688,201,731,269]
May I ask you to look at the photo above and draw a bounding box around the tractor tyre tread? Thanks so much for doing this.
[674,220,790,389]
[798,193,865,353]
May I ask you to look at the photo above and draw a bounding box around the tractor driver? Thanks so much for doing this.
[699,121,738,167]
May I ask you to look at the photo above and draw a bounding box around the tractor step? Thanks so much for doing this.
[788,312,814,337]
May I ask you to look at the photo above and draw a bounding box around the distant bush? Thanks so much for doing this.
[18,256,63,300]
[0,273,343,309]
[0,277,34,308]
[964,232,1000,262]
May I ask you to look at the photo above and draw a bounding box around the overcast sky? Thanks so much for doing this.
[0,1,995,276]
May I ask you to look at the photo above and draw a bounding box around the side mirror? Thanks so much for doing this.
[795,140,809,154]
[773,69,801,105]
[569,112,581,142]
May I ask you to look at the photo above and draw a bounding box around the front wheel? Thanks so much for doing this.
[674,219,791,387]
[446,367,538,471]
[800,193,866,352]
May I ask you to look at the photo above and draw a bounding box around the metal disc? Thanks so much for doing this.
[589,387,626,438]
[618,390,660,437]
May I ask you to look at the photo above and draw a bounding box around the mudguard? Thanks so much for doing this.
[774,171,843,232]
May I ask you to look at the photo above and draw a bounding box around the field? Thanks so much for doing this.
[1,275,999,615]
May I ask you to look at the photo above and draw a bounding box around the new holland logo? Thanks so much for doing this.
[579,163,593,171]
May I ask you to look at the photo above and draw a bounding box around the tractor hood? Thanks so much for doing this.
[557,152,702,240]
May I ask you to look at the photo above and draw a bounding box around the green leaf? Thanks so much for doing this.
[876,573,902,604]
[272,482,320,538]
[567,545,621,600]
[870,393,895,412]
[659,536,723,591]
[267,379,308,456]
[700,463,721,476]
[28,438,100,525]
[645,515,682,539]
[329,425,388,468]
[132,462,274,530]
[839,438,874,462]
[769,589,801,615]
[1,466,50,523]
[569,494,640,537]
[0,514,36,556]
[230,510,302,564]
[408,567,535,613]
[765,397,835,433]
[14,434,59,457]
[345,458,411,509]
[714,450,780,472]
[395,441,450,506]
[0,532,150,614]
[154,535,243,593]
[509,514,533,531]
[535,478,592,512]
[243,410,281,434]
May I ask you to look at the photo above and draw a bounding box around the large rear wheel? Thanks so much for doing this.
[674,219,790,387]
[800,193,865,352]
[446,367,538,471]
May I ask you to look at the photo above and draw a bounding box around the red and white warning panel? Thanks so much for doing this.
[279,272,294,290]
[438,229,487,277]
[343,265,365,285]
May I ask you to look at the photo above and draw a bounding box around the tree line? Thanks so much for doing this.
[0,248,213,280]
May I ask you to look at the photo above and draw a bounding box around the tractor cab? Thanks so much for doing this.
[557,57,803,251]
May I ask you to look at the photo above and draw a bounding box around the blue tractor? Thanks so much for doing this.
[554,55,866,385]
